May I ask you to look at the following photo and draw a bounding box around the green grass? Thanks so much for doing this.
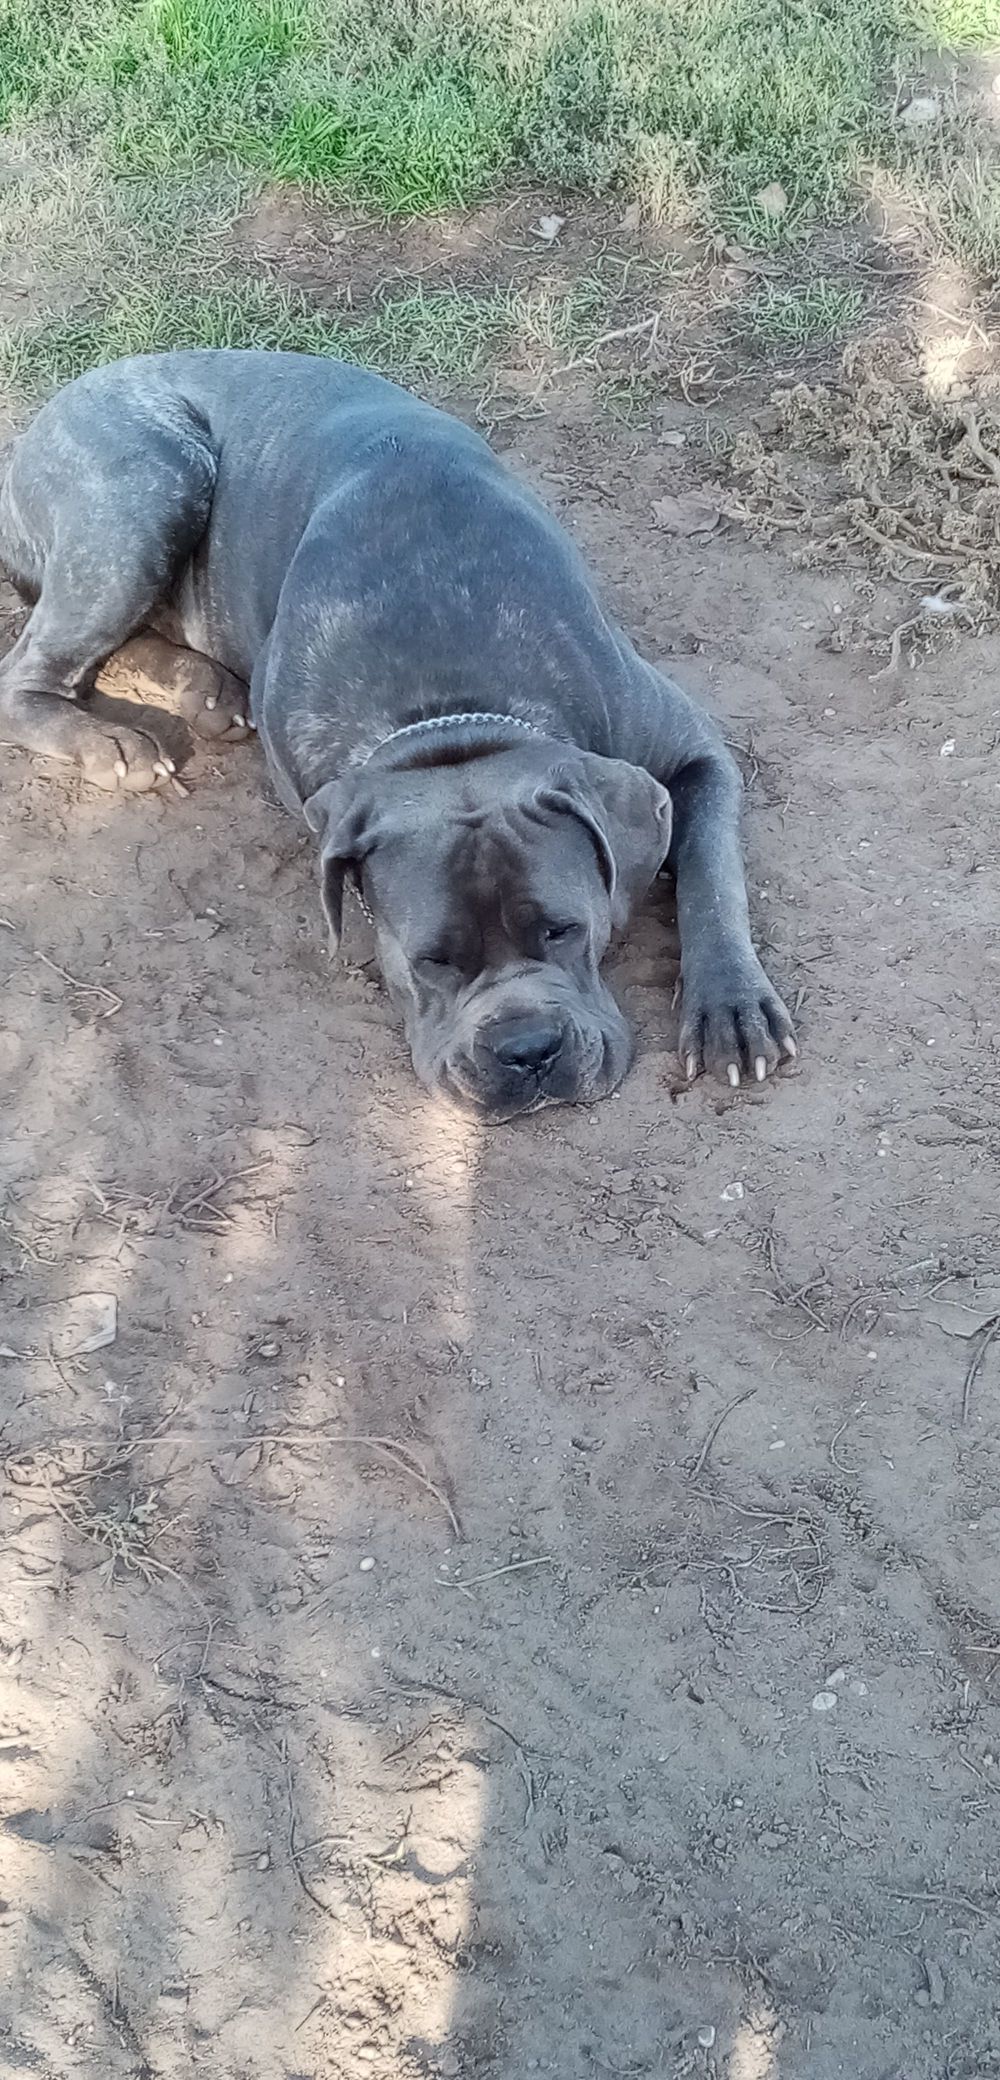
[0,269,631,395]
[739,280,866,351]
[3,0,1000,426]
[3,0,1000,226]
[912,0,1000,37]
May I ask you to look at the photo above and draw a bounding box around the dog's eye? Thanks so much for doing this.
[416,950,455,974]
[543,922,580,946]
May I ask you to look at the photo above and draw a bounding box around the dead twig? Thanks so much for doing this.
[23,1427,462,1539]
[962,1316,1000,1425]
[961,407,1000,488]
[829,1400,867,1471]
[887,1886,992,1923]
[686,1388,756,1482]
[33,949,122,1018]
[165,1160,271,1233]
[556,310,661,374]
[450,1555,554,1594]
[281,1738,339,1921]
[871,614,923,681]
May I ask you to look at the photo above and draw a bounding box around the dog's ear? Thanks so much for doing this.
[536,753,672,927]
[303,775,376,951]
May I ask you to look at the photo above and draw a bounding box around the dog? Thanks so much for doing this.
[0,349,795,1120]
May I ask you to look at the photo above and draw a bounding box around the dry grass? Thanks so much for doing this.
[724,334,1000,661]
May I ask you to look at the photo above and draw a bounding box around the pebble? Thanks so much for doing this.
[697,2025,716,2049]
[754,180,788,216]
[899,93,939,127]
[359,1557,375,1573]
[812,1691,838,1713]
[758,1830,784,1851]
[720,1181,744,1202]
[256,1852,270,1871]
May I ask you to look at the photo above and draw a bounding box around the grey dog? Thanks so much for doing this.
[0,349,795,1121]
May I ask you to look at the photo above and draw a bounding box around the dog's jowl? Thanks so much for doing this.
[0,349,795,1118]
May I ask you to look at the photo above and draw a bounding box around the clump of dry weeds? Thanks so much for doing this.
[725,334,1000,664]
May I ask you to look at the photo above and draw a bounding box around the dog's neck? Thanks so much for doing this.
[359,710,541,769]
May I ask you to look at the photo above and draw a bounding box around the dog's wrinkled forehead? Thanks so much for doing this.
[364,799,607,952]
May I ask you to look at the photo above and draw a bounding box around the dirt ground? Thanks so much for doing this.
[4,247,1000,2080]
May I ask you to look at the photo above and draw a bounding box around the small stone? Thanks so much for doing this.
[899,93,939,127]
[359,1557,375,1573]
[812,1691,837,1713]
[534,213,565,243]
[257,1340,280,1359]
[826,1666,847,1687]
[759,1830,783,1851]
[256,1852,270,1871]
[754,181,788,217]
[940,737,956,758]
[720,1180,745,1203]
[652,491,721,537]
[697,2025,716,2049]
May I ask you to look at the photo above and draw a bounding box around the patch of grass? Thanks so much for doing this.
[739,279,865,351]
[597,371,661,426]
[0,270,630,396]
[923,150,1000,275]
[269,70,513,212]
[149,0,302,76]
[4,0,999,232]
[912,0,1000,41]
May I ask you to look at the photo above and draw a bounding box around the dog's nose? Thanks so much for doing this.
[487,1017,563,1071]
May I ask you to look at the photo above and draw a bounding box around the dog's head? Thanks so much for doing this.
[305,738,671,1121]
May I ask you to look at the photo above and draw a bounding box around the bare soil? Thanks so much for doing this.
[4,216,1000,2080]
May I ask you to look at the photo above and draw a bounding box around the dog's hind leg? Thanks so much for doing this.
[0,375,218,790]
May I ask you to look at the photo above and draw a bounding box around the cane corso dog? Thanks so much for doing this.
[0,350,795,1119]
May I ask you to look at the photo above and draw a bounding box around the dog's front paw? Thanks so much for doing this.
[78,719,176,793]
[679,952,796,1088]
